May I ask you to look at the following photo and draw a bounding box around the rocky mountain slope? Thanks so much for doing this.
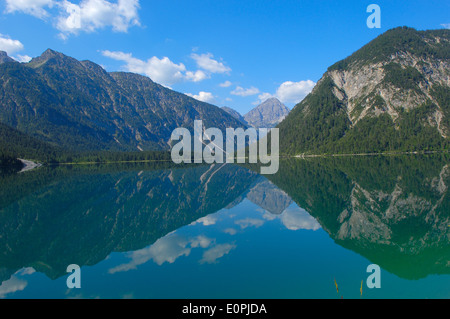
[0,51,15,64]
[244,97,290,128]
[0,49,244,152]
[279,27,450,155]
[222,98,290,128]
[221,106,248,125]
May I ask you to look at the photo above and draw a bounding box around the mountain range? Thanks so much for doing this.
[0,49,244,153]
[0,27,449,161]
[279,27,450,155]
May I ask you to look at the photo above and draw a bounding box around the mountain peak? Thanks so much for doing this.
[279,27,450,155]
[0,51,16,64]
[43,48,66,57]
[262,97,282,104]
[28,49,76,68]
[37,49,68,61]
[328,27,450,72]
[244,98,290,128]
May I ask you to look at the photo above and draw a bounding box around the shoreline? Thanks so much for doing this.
[13,151,449,169]
[293,150,449,159]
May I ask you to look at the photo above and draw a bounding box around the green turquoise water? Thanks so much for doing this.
[0,156,449,299]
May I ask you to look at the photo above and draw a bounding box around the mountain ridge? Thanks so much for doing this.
[278,27,450,155]
[0,49,245,153]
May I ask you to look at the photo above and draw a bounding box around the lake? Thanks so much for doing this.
[0,155,449,299]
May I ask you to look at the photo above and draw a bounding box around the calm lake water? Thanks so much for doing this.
[0,155,449,299]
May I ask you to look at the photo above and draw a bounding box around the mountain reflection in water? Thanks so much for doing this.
[0,155,448,298]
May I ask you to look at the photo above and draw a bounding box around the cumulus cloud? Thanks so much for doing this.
[185,70,209,82]
[259,204,321,231]
[279,206,321,231]
[185,91,215,104]
[192,215,219,226]
[4,0,55,19]
[17,268,36,275]
[254,92,274,105]
[109,234,214,273]
[231,86,260,97]
[199,243,236,264]
[0,276,28,298]
[16,54,33,63]
[252,80,316,105]
[235,218,264,229]
[103,50,215,86]
[102,50,188,86]
[191,52,231,74]
[441,23,450,29]
[4,0,141,38]
[219,80,232,88]
[223,228,237,235]
[275,80,316,104]
[56,0,140,38]
[0,34,25,55]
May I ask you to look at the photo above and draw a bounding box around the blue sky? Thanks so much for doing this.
[0,0,448,115]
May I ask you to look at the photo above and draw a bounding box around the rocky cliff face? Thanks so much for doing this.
[279,27,450,155]
[328,49,450,137]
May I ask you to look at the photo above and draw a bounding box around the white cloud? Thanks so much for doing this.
[279,206,321,231]
[103,50,213,86]
[4,0,140,38]
[254,92,274,105]
[109,234,214,273]
[16,54,33,63]
[252,80,316,105]
[4,0,55,19]
[219,80,232,88]
[56,0,140,38]
[191,52,231,74]
[17,268,36,275]
[0,34,24,55]
[199,243,236,264]
[185,91,215,104]
[231,86,260,97]
[441,23,450,29]
[259,203,321,231]
[185,70,209,82]
[275,80,315,104]
[0,276,27,298]
[235,218,264,229]
[193,215,218,226]
[102,50,187,86]
[223,228,237,235]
